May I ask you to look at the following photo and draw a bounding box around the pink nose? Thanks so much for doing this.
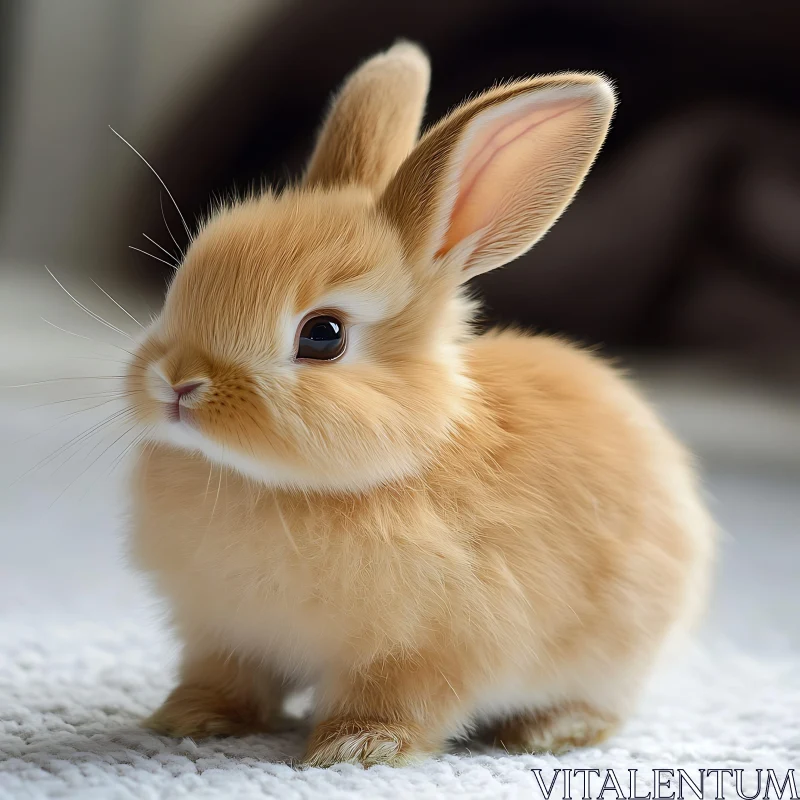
[172,381,205,399]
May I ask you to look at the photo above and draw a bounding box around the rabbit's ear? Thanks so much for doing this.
[379,74,615,282]
[304,42,430,193]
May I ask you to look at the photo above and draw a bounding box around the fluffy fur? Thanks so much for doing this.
[125,42,715,767]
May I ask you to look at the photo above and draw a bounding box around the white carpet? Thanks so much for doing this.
[1,612,799,800]
[1,273,798,798]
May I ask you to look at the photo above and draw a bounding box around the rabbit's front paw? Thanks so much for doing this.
[303,718,426,767]
[144,683,263,739]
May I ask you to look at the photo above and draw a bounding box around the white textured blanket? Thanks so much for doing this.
[1,359,798,798]
[1,614,798,800]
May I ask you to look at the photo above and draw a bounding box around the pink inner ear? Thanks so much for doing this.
[437,96,589,259]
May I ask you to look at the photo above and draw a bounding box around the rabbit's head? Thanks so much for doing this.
[126,42,615,491]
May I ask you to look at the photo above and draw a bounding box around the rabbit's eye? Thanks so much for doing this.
[295,314,346,361]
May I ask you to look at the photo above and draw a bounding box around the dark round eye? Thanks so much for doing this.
[295,314,346,361]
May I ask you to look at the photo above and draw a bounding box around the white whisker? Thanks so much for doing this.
[143,233,180,265]
[128,245,178,271]
[40,318,137,357]
[44,266,134,340]
[90,279,145,329]
[108,125,191,238]
[160,193,184,256]
[24,391,133,411]
[48,408,135,477]
[41,317,91,341]
[210,462,224,524]
[109,426,151,475]
[69,355,130,363]
[8,406,131,488]
[273,490,301,557]
[3,376,124,388]
[11,397,127,445]
[204,460,215,499]
[50,421,139,507]
[80,429,154,504]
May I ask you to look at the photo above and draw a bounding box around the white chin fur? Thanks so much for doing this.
[148,420,413,492]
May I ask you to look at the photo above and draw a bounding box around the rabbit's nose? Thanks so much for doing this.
[172,380,207,400]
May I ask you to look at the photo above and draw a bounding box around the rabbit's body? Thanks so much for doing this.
[126,43,714,764]
[132,328,711,758]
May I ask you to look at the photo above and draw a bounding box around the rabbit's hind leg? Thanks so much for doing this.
[488,702,618,754]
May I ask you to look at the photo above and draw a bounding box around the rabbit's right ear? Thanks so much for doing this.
[379,74,616,283]
[304,42,430,194]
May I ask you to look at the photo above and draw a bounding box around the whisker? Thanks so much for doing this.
[210,461,224,524]
[47,408,136,477]
[128,245,178,271]
[22,391,134,411]
[3,376,125,388]
[204,459,215,499]
[78,427,154,505]
[109,425,152,475]
[160,193,184,257]
[138,436,157,476]
[79,431,152,505]
[273,490,301,557]
[40,318,138,357]
[7,406,132,488]
[69,355,130,364]
[108,126,191,238]
[143,233,180,265]
[41,317,91,341]
[53,405,137,473]
[44,266,134,340]
[50,421,140,507]
[11,396,129,444]
[90,279,145,328]
[224,468,230,521]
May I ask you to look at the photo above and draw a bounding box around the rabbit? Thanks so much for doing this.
[125,41,715,767]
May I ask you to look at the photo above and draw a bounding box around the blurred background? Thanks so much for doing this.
[0,0,798,653]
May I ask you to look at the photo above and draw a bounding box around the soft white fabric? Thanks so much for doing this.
[1,317,798,797]
[1,614,798,800]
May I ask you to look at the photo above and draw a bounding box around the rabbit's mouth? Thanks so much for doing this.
[164,400,193,425]
[147,373,209,426]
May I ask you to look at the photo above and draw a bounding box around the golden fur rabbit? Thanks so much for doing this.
[125,42,714,766]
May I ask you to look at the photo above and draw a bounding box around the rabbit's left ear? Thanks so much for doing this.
[379,74,616,282]
[304,42,430,193]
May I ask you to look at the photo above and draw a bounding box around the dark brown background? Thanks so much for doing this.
[126,0,800,375]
